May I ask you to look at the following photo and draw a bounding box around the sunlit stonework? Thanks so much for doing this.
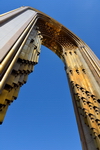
[0,6,100,150]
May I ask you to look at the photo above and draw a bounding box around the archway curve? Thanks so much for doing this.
[29,6,100,73]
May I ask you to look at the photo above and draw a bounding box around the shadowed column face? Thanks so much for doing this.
[0,7,100,150]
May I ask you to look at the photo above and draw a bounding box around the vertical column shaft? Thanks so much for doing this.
[0,26,42,124]
[64,48,100,150]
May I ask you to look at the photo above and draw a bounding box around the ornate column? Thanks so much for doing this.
[64,45,100,150]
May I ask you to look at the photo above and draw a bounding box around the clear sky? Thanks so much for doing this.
[0,1,100,150]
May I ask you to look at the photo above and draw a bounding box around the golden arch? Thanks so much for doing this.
[0,7,100,150]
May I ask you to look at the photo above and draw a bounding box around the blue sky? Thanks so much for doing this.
[0,1,100,150]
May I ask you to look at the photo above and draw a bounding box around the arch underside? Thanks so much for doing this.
[34,12,100,86]
[35,17,78,60]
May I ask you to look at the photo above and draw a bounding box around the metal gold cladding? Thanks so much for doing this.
[64,48,100,149]
[0,6,100,150]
